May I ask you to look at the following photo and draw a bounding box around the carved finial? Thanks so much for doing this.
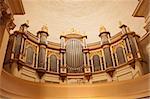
[71,28,75,32]
[41,24,48,32]
[70,28,79,34]
[19,20,29,32]
[70,28,76,33]
[20,20,29,27]
[119,21,127,28]
[61,32,65,36]
[76,30,81,34]
[26,20,29,25]
[127,27,131,33]
[99,26,106,33]
[119,21,122,27]
[83,32,86,36]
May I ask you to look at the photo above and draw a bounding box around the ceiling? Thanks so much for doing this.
[13,0,146,43]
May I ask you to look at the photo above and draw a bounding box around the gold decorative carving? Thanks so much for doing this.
[70,28,80,34]
[41,24,48,33]
[119,21,123,27]
[47,51,60,58]
[99,26,106,33]
[112,46,115,53]
[62,28,85,36]
[71,28,75,33]
[25,40,37,53]
[119,41,125,47]
[89,51,102,59]
[112,40,125,53]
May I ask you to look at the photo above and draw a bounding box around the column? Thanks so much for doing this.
[110,46,116,68]
[44,48,48,70]
[86,53,90,67]
[91,58,94,72]
[99,56,103,71]
[133,37,141,58]
[64,53,66,68]
[38,44,47,69]
[57,59,59,73]
[125,37,133,61]
[36,25,49,79]
[83,35,91,73]
[60,35,66,74]
[114,52,119,66]
[123,39,128,55]
[20,37,25,54]
[19,37,25,60]
[60,35,67,82]
[35,46,39,69]
[122,46,128,62]
[83,36,87,48]
[99,26,113,69]
[11,35,16,59]
[119,23,133,61]
[83,53,86,67]
[60,53,63,67]
[83,36,87,67]
[126,38,132,53]
[102,49,107,70]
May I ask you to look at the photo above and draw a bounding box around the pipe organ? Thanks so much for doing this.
[66,39,84,73]
[3,22,144,84]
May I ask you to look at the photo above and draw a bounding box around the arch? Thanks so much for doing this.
[49,54,57,72]
[116,47,126,65]
[93,55,101,71]
[26,46,34,65]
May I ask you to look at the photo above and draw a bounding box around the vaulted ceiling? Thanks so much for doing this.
[13,0,146,43]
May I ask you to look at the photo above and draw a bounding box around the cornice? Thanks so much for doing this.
[132,0,149,18]
[139,32,150,42]
[6,0,25,15]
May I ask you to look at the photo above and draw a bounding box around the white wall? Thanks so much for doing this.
[13,0,146,43]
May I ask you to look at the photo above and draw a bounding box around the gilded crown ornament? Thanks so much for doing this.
[41,24,48,32]
[61,32,66,36]
[71,28,75,33]
[99,26,106,33]
[83,32,86,36]
[70,28,78,34]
